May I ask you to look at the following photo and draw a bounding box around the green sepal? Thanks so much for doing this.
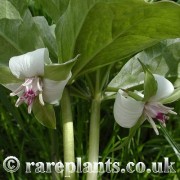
[138,59,157,101]
[44,54,79,81]
[121,89,143,101]
[0,66,21,84]
[33,100,56,129]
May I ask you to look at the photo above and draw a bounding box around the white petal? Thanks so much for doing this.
[9,48,50,79]
[42,73,71,105]
[150,74,174,102]
[113,90,145,128]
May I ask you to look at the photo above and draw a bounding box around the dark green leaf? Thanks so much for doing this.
[8,0,28,16]
[33,100,56,129]
[44,55,79,81]
[68,0,180,77]
[37,0,70,22]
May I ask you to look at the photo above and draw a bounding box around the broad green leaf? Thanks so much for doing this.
[0,10,44,64]
[33,16,58,61]
[0,66,21,84]
[56,0,101,63]
[0,0,21,20]
[33,100,56,129]
[8,0,28,16]
[37,0,70,23]
[44,55,79,81]
[138,60,157,101]
[108,39,180,92]
[63,0,180,78]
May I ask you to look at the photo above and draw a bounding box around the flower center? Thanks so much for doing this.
[143,102,176,135]
[144,102,175,123]
[156,112,170,123]
[10,77,44,114]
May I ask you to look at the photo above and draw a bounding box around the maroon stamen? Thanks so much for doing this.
[156,112,165,121]
[11,77,44,113]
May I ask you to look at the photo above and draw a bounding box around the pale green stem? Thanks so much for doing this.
[87,71,101,180]
[61,88,75,180]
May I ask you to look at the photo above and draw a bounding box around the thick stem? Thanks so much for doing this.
[61,88,75,180]
[87,71,101,180]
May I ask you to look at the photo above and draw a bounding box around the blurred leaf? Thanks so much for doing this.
[44,55,79,81]
[0,66,20,83]
[50,24,56,37]
[0,10,44,64]
[112,115,145,151]
[33,16,58,60]
[8,0,28,16]
[33,100,56,129]
[67,0,180,78]
[108,39,180,91]
[37,0,70,23]
[0,0,21,20]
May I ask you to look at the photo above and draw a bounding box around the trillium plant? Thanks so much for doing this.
[0,0,180,180]
[0,48,78,129]
[114,73,177,135]
[6,48,71,114]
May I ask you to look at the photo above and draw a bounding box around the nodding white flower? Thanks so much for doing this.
[4,48,71,114]
[113,74,177,135]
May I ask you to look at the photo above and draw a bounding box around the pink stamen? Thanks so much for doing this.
[144,102,176,134]
[11,77,44,114]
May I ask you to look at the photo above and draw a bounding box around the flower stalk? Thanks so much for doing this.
[87,71,101,180]
[61,88,75,180]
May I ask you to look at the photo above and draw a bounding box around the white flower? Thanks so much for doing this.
[113,74,176,135]
[4,48,71,114]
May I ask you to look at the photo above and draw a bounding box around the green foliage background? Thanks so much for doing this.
[0,0,180,179]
